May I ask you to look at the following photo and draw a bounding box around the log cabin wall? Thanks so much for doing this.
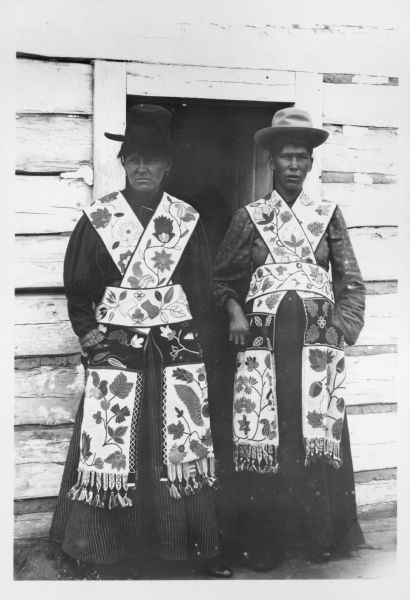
[15,19,398,540]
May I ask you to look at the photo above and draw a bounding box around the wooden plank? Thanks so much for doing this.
[345,353,397,406]
[13,352,396,428]
[322,125,398,175]
[15,175,92,234]
[14,476,397,539]
[93,60,126,199]
[15,463,65,500]
[17,12,399,76]
[349,412,397,472]
[15,235,68,289]
[323,83,401,127]
[127,62,296,102]
[14,409,397,500]
[16,114,92,173]
[357,293,397,347]
[15,512,54,540]
[17,58,93,114]
[295,71,323,199]
[322,183,398,228]
[15,428,72,465]
[15,366,83,426]
[14,285,397,357]
[349,227,397,282]
[15,294,79,356]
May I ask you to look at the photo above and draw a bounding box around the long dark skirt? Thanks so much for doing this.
[50,337,221,565]
[233,291,365,559]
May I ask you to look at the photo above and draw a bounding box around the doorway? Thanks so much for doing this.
[127,96,291,255]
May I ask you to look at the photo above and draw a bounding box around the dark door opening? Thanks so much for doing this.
[127,96,291,255]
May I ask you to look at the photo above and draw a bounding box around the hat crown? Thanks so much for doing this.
[271,107,313,129]
[125,104,171,143]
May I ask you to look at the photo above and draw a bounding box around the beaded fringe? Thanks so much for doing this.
[67,468,133,510]
[234,444,279,474]
[166,456,218,499]
[304,437,343,469]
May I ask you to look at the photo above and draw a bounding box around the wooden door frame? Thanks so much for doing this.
[93,60,323,200]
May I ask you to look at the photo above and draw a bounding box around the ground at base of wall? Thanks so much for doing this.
[14,516,396,581]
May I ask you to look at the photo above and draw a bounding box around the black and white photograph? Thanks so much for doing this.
[9,0,408,590]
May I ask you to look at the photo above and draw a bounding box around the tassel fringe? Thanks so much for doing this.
[233,444,279,474]
[166,456,219,500]
[67,469,133,510]
[304,437,343,468]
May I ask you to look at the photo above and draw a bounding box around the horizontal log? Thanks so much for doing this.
[349,412,397,472]
[322,125,397,175]
[15,463,65,500]
[14,283,397,356]
[322,172,396,185]
[13,351,397,427]
[16,114,92,173]
[17,58,93,114]
[15,294,79,356]
[349,227,398,282]
[127,62,295,102]
[18,11,399,76]
[345,353,397,406]
[322,183,398,227]
[15,175,92,234]
[14,409,397,499]
[14,475,396,539]
[15,235,68,289]
[15,226,397,290]
[323,83,401,127]
[357,293,397,346]
[15,365,83,425]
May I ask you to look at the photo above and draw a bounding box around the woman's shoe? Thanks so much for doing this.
[242,551,276,572]
[203,558,233,578]
[311,548,333,563]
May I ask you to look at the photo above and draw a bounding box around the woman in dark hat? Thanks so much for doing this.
[50,104,232,579]
[213,107,366,570]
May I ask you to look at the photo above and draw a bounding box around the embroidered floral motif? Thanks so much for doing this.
[152,249,174,273]
[153,216,175,243]
[90,207,112,229]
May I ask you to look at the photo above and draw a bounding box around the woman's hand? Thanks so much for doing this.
[225,298,250,348]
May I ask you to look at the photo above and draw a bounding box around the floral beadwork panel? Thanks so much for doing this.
[122,193,199,289]
[292,190,336,253]
[302,297,344,350]
[246,262,334,305]
[80,368,142,475]
[83,192,144,275]
[246,190,335,265]
[233,349,278,447]
[301,345,346,444]
[96,284,192,328]
[164,363,213,467]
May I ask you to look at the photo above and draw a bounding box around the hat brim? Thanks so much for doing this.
[254,126,329,150]
[104,132,126,141]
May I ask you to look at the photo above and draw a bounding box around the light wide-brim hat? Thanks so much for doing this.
[254,107,329,150]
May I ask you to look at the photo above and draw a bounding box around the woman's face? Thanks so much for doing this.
[123,151,171,195]
[269,143,313,194]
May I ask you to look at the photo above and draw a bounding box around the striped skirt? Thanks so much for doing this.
[49,337,221,565]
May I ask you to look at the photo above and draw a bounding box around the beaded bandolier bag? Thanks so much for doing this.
[68,191,216,509]
[233,190,346,474]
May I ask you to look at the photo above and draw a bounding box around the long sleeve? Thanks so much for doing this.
[63,215,119,341]
[212,208,256,309]
[176,218,212,322]
[328,206,366,346]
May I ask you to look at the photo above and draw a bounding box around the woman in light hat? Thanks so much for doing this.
[50,104,232,579]
[213,107,366,570]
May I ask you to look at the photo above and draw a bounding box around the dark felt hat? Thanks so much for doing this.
[105,104,172,152]
[254,107,329,150]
